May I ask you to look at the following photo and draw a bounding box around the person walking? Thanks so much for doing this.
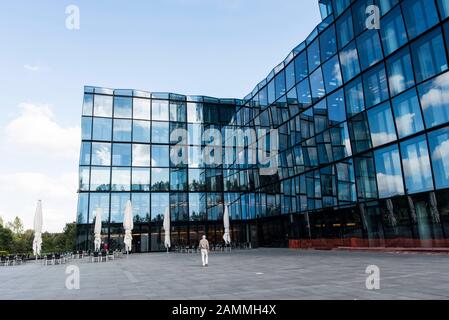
[199,235,210,267]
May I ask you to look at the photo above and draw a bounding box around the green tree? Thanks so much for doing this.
[11,229,33,254]
[7,216,24,235]
[0,216,3,227]
[0,225,13,253]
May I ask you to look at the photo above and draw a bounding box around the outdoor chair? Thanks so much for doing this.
[91,251,100,263]
[0,256,8,266]
[8,255,16,266]
[100,251,107,262]
[54,253,62,265]
[44,254,54,266]
[107,251,115,261]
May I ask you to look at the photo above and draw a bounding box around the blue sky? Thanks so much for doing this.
[0,0,321,232]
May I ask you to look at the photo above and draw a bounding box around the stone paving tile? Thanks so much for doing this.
[1,248,449,300]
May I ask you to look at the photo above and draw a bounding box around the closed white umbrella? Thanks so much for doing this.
[163,207,171,251]
[33,200,43,257]
[94,208,102,252]
[223,204,231,245]
[123,200,134,254]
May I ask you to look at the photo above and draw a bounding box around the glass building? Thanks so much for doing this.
[77,0,449,251]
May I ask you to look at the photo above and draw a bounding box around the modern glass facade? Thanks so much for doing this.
[77,0,449,251]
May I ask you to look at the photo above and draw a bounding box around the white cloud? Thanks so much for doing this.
[395,113,416,137]
[0,103,81,232]
[432,140,449,181]
[4,103,81,159]
[371,132,397,147]
[23,63,49,72]
[24,64,41,72]
[388,74,405,94]
[420,72,449,110]
[339,48,358,67]
[376,173,404,198]
[0,172,77,233]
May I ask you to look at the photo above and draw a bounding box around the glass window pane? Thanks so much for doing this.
[83,94,93,116]
[354,152,378,200]
[151,145,169,167]
[113,96,132,118]
[133,120,151,143]
[151,193,169,221]
[275,70,286,100]
[418,72,449,128]
[310,67,325,102]
[348,112,372,154]
[294,51,308,82]
[380,6,408,56]
[392,89,425,138]
[187,102,203,123]
[378,0,399,15]
[112,143,131,166]
[322,55,343,92]
[189,193,207,221]
[189,168,206,191]
[94,95,113,117]
[110,193,130,223]
[152,121,169,144]
[429,127,449,189]
[89,193,109,223]
[387,47,415,97]
[92,118,112,141]
[352,0,375,35]
[170,193,189,221]
[307,38,321,72]
[374,144,405,198]
[327,89,346,124]
[77,193,89,224]
[345,76,365,116]
[113,119,132,142]
[438,0,449,19]
[411,28,448,83]
[357,30,384,70]
[296,78,312,109]
[152,100,169,121]
[91,142,111,166]
[111,167,130,191]
[90,167,110,191]
[79,167,90,191]
[170,101,186,122]
[170,168,188,191]
[320,25,337,62]
[132,168,150,192]
[340,41,361,82]
[336,10,354,49]
[363,63,389,108]
[402,0,439,39]
[79,142,91,165]
[132,193,150,222]
[132,144,151,167]
[400,135,433,194]
[133,98,151,120]
[368,102,397,147]
[151,168,169,191]
[82,117,92,140]
[285,61,296,91]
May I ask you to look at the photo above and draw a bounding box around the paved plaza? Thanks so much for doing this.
[1,248,448,300]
